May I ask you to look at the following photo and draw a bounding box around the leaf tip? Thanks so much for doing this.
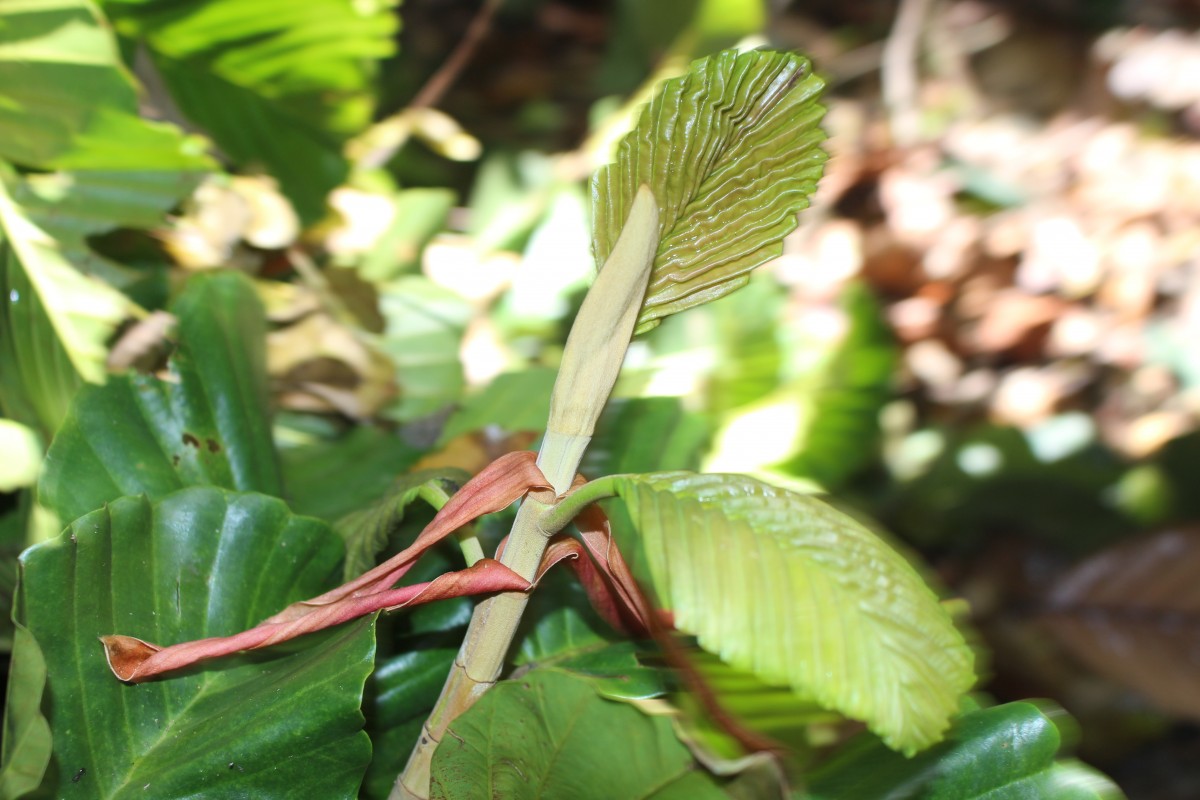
[99,635,159,682]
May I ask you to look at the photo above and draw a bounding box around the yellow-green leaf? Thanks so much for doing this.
[567,472,974,754]
[591,49,827,332]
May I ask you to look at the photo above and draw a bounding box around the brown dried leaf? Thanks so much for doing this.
[1043,527,1200,720]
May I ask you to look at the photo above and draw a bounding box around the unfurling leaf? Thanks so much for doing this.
[592,49,827,333]
[565,472,974,754]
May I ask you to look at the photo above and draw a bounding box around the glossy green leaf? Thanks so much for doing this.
[336,468,469,579]
[107,0,399,221]
[0,0,211,170]
[806,701,1124,799]
[568,472,974,754]
[592,49,826,332]
[40,271,281,524]
[281,426,426,522]
[4,487,375,798]
[431,669,727,799]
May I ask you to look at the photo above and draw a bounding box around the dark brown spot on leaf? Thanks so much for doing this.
[206,438,220,453]
[182,433,200,449]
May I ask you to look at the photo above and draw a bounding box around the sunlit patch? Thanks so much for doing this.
[705,397,804,473]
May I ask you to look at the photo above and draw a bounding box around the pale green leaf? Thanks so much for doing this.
[591,49,826,332]
[567,472,974,754]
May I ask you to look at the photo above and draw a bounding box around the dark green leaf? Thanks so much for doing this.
[5,487,375,798]
[592,49,826,332]
[40,271,281,523]
[281,426,426,522]
[806,702,1123,799]
[430,669,727,799]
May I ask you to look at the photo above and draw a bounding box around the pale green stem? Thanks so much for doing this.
[392,186,660,799]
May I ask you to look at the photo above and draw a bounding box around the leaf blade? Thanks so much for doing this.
[591,49,827,331]
[603,471,974,754]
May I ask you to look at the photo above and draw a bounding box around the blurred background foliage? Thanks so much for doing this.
[4,0,1200,796]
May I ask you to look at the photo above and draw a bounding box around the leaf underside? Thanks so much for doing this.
[591,49,827,332]
[606,471,974,754]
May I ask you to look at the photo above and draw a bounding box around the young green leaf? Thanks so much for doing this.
[5,488,376,797]
[592,49,827,332]
[564,472,974,754]
[336,468,471,579]
[430,669,727,800]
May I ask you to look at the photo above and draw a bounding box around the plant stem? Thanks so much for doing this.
[392,186,659,799]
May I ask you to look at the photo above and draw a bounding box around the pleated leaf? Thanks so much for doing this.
[593,472,974,754]
[5,488,375,797]
[591,49,827,332]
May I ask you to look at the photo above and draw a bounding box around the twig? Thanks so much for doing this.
[409,0,503,110]
[882,0,934,146]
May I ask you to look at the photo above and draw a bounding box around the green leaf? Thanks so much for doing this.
[281,425,426,522]
[0,0,211,170]
[0,174,132,430]
[584,472,974,754]
[5,487,375,797]
[431,669,727,800]
[40,271,281,524]
[806,701,1124,799]
[15,169,204,292]
[377,276,471,422]
[586,396,712,476]
[437,367,557,446]
[0,622,51,798]
[591,49,826,332]
[107,0,399,221]
[336,468,469,579]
